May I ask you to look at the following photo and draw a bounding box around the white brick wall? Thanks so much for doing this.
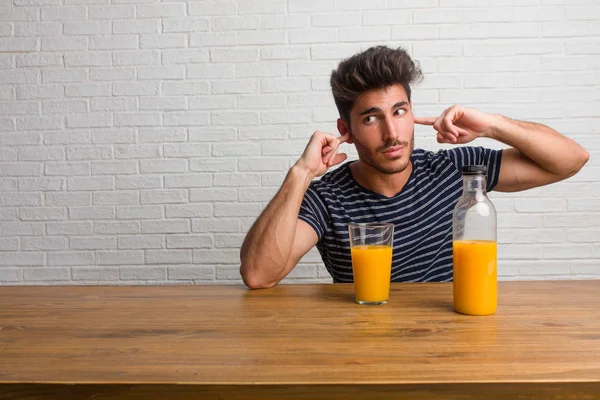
[0,1,598,285]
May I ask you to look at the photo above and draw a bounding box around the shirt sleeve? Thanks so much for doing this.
[443,146,503,192]
[298,183,329,241]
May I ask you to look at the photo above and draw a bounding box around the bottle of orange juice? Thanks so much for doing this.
[452,165,497,316]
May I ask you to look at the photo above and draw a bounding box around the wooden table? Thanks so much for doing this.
[1,281,599,399]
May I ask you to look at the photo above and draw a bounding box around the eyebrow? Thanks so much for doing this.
[358,101,408,116]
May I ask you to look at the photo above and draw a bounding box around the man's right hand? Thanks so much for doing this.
[295,131,350,178]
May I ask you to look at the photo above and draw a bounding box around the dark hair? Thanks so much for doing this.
[330,45,423,123]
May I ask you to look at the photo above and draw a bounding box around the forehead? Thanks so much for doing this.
[352,84,409,112]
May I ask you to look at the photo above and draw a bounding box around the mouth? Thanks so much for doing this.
[382,145,404,158]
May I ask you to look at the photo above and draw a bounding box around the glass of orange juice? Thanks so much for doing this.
[348,222,394,305]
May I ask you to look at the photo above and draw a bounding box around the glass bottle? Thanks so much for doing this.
[452,165,497,316]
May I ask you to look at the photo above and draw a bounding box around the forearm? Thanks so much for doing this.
[240,164,314,288]
[487,115,589,177]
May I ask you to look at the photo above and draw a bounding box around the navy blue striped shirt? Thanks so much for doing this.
[298,146,503,283]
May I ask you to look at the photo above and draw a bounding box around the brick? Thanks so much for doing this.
[67,145,112,160]
[211,48,258,63]
[166,234,213,249]
[41,6,86,21]
[236,62,286,78]
[187,64,234,79]
[41,37,88,52]
[0,147,16,161]
[213,172,260,187]
[214,234,244,248]
[239,157,288,171]
[212,111,260,126]
[140,34,186,49]
[118,235,163,250]
[0,222,44,235]
[0,70,39,84]
[141,189,188,204]
[48,251,93,266]
[20,207,66,220]
[92,160,137,175]
[164,111,209,126]
[47,221,92,235]
[116,205,162,219]
[289,29,337,44]
[189,32,236,47]
[238,30,286,45]
[116,176,161,190]
[42,69,88,84]
[165,204,211,219]
[22,236,68,250]
[71,236,116,250]
[66,113,112,129]
[15,22,61,36]
[114,112,161,127]
[189,188,236,202]
[94,221,139,234]
[115,144,160,159]
[261,172,286,187]
[212,16,259,31]
[211,79,258,94]
[138,127,186,143]
[0,251,44,267]
[69,206,114,220]
[162,18,209,33]
[113,50,159,66]
[0,7,38,22]
[189,95,235,110]
[90,35,138,50]
[215,266,244,280]
[567,229,600,243]
[163,81,208,95]
[93,191,138,205]
[289,0,335,12]
[113,20,159,34]
[140,159,187,173]
[146,249,191,264]
[312,13,360,27]
[68,176,114,191]
[43,99,88,114]
[212,142,260,157]
[190,158,236,172]
[261,46,308,60]
[43,131,89,145]
[138,66,185,80]
[288,61,335,76]
[45,162,88,176]
[163,142,210,157]
[164,174,210,188]
[0,208,18,221]
[72,267,120,281]
[66,83,111,97]
[0,178,17,191]
[238,187,278,202]
[63,21,110,35]
[162,49,208,64]
[97,250,143,265]
[168,266,215,281]
[0,101,39,115]
[544,244,595,259]
[46,192,91,206]
[120,266,166,281]
[189,128,235,142]
[139,96,186,111]
[260,78,310,93]
[192,249,238,264]
[0,37,37,51]
[188,1,236,16]
[214,203,261,217]
[16,54,62,67]
[136,3,185,18]
[261,15,309,29]
[0,268,21,282]
[24,268,70,282]
[0,162,41,176]
[0,192,42,206]
[113,82,159,96]
[142,220,189,234]
[89,5,134,19]
[91,97,137,111]
[262,111,311,124]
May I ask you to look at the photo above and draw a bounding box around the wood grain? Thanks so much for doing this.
[1,281,599,399]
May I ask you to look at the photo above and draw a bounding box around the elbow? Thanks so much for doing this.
[240,263,277,290]
[566,148,590,179]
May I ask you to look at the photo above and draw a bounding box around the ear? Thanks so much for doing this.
[337,118,353,144]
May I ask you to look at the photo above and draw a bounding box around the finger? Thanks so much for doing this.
[414,116,436,126]
[338,132,351,144]
[330,153,347,167]
[326,142,341,166]
[441,116,461,137]
[456,127,469,137]
[322,145,333,156]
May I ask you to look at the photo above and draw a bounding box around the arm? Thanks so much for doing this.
[240,131,349,289]
[414,105,590,192]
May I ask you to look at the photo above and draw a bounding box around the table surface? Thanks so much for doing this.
[1,280,599,398]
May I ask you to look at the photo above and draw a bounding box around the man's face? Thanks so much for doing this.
[339,84,415,175]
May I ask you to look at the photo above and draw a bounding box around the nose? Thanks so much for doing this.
[381,116,400,143]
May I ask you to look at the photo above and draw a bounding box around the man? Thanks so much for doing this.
[239,45,589,289]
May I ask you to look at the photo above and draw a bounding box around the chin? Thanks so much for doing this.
[373,156,410,175]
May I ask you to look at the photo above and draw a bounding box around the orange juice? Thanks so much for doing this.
[453,240,497,316]
[351,245,392,304]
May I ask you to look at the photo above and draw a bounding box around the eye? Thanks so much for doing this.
[394,108,407,116]
[363,115,377,124]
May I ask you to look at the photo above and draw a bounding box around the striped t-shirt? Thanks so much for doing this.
[298,146,503,283]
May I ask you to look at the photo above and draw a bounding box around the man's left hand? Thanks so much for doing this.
[414,105,497,144]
